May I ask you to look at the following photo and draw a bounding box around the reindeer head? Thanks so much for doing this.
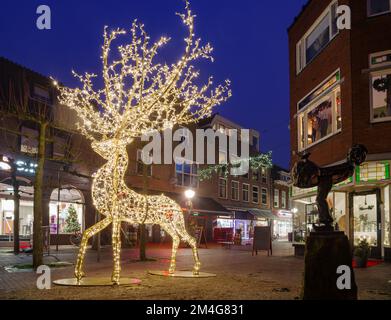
[55,1,231,160]
[91,138,130,160]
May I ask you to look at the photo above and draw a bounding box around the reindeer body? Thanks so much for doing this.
[75,140,200,284]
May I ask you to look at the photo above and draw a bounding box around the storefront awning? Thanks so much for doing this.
[130,188,231,215]
[181,196,231,215]
[248,209,275,220]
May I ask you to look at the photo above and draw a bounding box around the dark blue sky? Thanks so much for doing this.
[0,0,307,168]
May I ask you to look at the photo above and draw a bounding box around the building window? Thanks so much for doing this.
[296,1,338,73]
[261,188,268,205]
[252,186,259,204]
[137,150,152,177]
[370,69,391,122]
[242,184,249,202]
[282,191,287,209]
[261,167,267,183]
[175,161,198,188]
[53,136,67,159]
[252,169,260,182]
[219,150,227,164]
[20,126,38,155]
[274,189,280,208]
[297,70,342,150]
[219,178,227,199]
[370,51,391,122]
[231,181,239,201]
[368,0,391,17]
[32,85,52,104]
[358,162,390,182]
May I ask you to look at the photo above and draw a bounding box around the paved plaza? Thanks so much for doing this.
[0,242,390,300]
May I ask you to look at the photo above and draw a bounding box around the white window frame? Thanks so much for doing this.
[231,181,240,201]
[252,186,259,204]
[261,188,268,206]
[296,1,339,74]
[367,0,391,17]
[175,158,198,188]
[274,189,280,208]
[218,178,228,199]
[369,51,391,123]
[297,69,342,151]
[261,167,267,184]
[281,191,287,209]
[242,183,250,202]
[370,68,391,123]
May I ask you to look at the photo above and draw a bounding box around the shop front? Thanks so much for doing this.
[218,208,273,245]
[291,160,391,260]
[0,182,34,242]
[272,210,293,240]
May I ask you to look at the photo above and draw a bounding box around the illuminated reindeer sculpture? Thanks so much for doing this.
[56,1,231,284]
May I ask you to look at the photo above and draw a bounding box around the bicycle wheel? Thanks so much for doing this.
[70,234,81,246]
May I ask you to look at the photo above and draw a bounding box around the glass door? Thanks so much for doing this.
[352,190,381,258]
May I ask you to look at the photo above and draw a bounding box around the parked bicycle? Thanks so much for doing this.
[70,231,82,246]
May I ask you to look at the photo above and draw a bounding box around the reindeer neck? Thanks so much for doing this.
[108,150,128,179]
[94,149,129,188]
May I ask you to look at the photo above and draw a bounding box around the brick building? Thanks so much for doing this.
[0,57,278,247]
[288,0,391,259]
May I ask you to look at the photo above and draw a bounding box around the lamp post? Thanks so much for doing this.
[0,156,20,255]
[184,189,195,221]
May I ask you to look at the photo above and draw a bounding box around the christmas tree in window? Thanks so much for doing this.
[64,205,81,234]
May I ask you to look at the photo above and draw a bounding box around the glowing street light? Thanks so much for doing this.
[185,189,195,200]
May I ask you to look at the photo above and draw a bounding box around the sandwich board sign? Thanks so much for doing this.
[252,226,272,256]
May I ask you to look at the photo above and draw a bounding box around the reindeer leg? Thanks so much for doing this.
[176,226,201,275]
[111,215,122,285]
[75,216,112,282]
[162,223,180,274]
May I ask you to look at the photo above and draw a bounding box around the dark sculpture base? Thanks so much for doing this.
[312,223,334,232]
[302,231,357,300]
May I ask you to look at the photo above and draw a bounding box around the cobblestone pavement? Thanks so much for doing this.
[0,242,390,300]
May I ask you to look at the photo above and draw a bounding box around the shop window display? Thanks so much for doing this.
[353,194,378,246]
[49,202,83,234]
[384,186,390,247]
[297,71,342,150]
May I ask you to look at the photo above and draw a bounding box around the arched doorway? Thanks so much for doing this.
[49,186,85,237]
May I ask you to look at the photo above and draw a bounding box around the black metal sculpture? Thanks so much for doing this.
[291,144,368,232]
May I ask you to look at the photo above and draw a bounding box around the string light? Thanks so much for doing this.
[55,0,230,285]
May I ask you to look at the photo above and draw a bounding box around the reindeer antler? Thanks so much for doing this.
[55,0,231,143]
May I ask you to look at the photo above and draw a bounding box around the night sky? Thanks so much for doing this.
[0,0,308,168]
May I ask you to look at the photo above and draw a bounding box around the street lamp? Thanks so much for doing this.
[184,189,195,200]
[184,188,195,219]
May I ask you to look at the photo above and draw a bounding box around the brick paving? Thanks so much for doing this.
[0,242,390,300]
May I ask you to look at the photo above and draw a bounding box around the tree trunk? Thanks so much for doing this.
[33,122,47,269]
[139,224,147,261]
[139,161,149,261]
